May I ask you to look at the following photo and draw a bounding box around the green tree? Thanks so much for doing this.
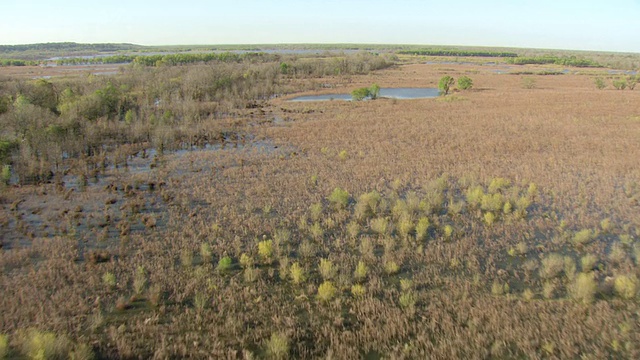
[351,87,371,101]
[457,76,473,90]
[594,77,606,90]
[369,83,380,99]
[438,76,455,95]
[613,78,627,90]
[627,75,638,90]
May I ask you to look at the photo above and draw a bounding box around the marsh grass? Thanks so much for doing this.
[2,54,640,359]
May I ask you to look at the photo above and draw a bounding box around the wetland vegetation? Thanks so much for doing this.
[0,44,640,359]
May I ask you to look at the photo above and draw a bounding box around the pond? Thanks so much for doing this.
[289,88,440,102]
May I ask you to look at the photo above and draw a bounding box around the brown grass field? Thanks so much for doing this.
[1,54,640,358]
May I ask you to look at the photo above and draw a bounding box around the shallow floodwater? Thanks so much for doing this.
[289,88,439,102]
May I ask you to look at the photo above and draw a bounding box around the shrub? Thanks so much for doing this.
[133,266,146,294]
[244,267,259,283]
[181,250,194,268]
[465,186,485,208]
[457,76,473,90]
[369,84,381,99]
[384,260,400,275]
[397,216,414,237]
[351,284,366,298]
[399,292,417,309]
[614,274,638,299]
[628,75,638,90]
[346,221,360,238]
[319,258,336,280]
[600,218,613,233]
[317,281,337,302]
[580,254,598,272]
[613,78,627,90]
[438,76,455,95]
[571,272,597,304]
[328,187,350,209]
[258,239,273,261]
[239,253,253,268]
[309,203,323,221]
[573,229,594,245]
[200,243,213,263]
[19,330,70,360]
[564,257,577,280]
[481,193,504,212]
[309,222,324,240]
[102,272,116,289]
[0,334,7,359]
[265,332,289,359]
[0,165,10,185]
[443,224,454,239]
[69,343,94,360]
[488,178,510,193]
[522,288,535,301]
[540,253,565,279]
[194,292,208,311]
[290,262,305,284]
[217,256,233,273]
[594,77,606,90]
[609,242,627,264]
[522,77,536,89]
[484,212,496,226]
[354,261,368,281]
[543,281,556,299]
[491,281,506,295]
[400,279,413,292]
[370,217,389,235]
[415,217,430,241]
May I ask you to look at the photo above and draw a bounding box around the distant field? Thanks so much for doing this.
[1,48,640,359]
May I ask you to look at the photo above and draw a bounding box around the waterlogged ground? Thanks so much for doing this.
[1,59,640,359]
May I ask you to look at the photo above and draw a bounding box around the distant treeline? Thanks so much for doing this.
[398,50,518,57]
[506,56,601,67]
[0,42,142,54]
[54,52,274,66]
[0,59,39,66]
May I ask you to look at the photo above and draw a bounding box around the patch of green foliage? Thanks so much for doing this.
[399,50,517,57]
[438,76,455,96]
[507,56,601,67]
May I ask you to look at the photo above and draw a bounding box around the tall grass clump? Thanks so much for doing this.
[19,330,71,360]
[200,243,213,263]
[265,332,289,360]
[614,274,638,300]
[289,262,305,284]
[540,253,565,279]
[102,272,116,290]
[258,239,273,262]
[328,187,350,209]
[415,217,430,242]
[317,281,337,302]
[0,334,8,359]
[318,258,336,280]
[217,256,233,273]
[573,229,595,245]
[571,273,597,304]
[354,261,368,282]
[133,266,147,295]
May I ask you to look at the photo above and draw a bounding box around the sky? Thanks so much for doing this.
[1,0,640,53]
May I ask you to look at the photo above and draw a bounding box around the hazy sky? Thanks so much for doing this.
[2,0,640,52]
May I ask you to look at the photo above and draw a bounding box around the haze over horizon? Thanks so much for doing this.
[2,0,640,53]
